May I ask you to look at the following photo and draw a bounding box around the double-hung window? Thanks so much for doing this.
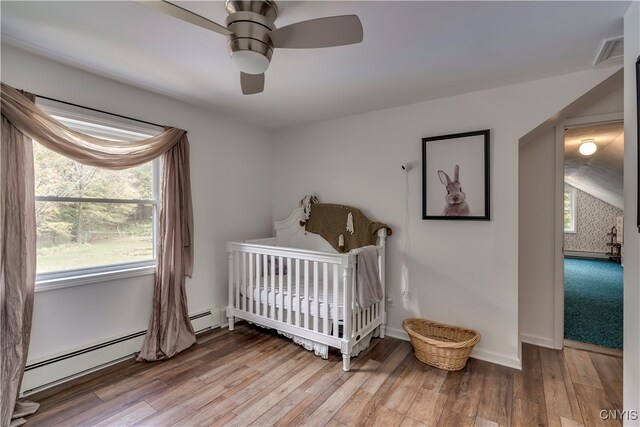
[564,186,577,233]
[34,101,161,289]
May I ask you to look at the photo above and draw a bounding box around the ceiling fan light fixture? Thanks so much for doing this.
[141,0,364,94]
[231,50,270,75]
[579,139,597,156]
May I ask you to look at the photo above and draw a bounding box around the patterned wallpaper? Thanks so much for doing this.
[564,184,623,253]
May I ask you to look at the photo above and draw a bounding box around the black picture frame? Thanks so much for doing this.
[422,129,490,220]
[637,55,640,232]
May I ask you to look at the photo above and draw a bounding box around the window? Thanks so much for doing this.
[564,186,576,233]
[34,102,161,288]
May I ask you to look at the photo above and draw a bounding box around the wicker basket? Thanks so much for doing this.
[402,318,480,371]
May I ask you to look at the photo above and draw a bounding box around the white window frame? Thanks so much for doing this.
[34,100,162,292]
[564,186,577,234]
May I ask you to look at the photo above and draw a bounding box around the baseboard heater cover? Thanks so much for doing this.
[21,308,222,395]
[564,250,610,259]
[24,330,146,373]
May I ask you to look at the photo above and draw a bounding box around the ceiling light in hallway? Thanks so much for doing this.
[579,139,597,156]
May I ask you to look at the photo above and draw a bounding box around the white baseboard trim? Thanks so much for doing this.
[521,333,556,349]
[384,326,408,341]
[471,347,522,370]
[385,326,522,370]
[21,307,224,396]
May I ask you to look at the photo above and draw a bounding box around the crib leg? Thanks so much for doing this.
[228,315,235,331]
[342,353,351,371]
[380,324,386,339]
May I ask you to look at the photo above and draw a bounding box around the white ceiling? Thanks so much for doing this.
[565,122,624,209]
[0,1,629,129]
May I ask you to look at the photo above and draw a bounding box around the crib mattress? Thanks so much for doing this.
[238,274,345,318]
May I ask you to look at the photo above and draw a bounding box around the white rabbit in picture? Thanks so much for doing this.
[437,164,470,216]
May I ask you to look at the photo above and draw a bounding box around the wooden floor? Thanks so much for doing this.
[25,324,623,427]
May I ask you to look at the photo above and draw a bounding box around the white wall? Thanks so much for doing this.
[518,75,623,349]
[623,1,640,418]
[1,45,274,364]
[518,127,557,348]
[272,65,619,368]
[575,85,624,118]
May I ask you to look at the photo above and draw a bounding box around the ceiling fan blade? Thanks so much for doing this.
[268,15,363,49]
[137,1,232,36]
[241,72,265,95]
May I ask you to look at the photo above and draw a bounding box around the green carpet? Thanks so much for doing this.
[564,257,623,349]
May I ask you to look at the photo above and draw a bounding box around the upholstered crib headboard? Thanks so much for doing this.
[274,207,388,253]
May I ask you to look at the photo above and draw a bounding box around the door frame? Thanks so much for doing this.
[553,111,624,349]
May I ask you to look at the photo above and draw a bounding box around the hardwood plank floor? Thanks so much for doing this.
[24,326,622,427]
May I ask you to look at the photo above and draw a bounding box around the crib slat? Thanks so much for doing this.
[295,259,300,327]
[373,302,377,324]
[365,306,368,329]
[371,302,375,323]
[235,253,240,312]
[248,252,254,314]
[371,301,375,322]
[258,255,269,317]
[304,260,310,329]
[364,299,368,327]
[333,264,339,338]
[323,263,329,335]
[228,251,234,314]
[259,253,264,316]
[256,255,269,316]
[278,256,284,321]
[254,253,258,316]
[241,253,246,312]
[352,266,357,337]
[313,261,319,332]
[366,306,370,329]
[343,265,352,341]
[270,255,276,320]
[287,258,292,325]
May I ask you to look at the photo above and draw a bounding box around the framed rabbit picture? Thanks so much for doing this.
[422,129,490,220]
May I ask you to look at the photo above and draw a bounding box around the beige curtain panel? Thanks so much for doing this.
[1,90,39,427]
[137,139,196,361]
[0,82,196,424]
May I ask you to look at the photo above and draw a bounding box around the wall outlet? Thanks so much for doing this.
[386,297,394,307]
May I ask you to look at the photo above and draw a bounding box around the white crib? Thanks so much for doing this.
[226,207,387,371]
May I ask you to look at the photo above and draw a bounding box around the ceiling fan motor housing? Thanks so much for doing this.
[225,0,278,74]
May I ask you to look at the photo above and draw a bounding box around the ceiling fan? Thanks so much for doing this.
[138,0,364,95]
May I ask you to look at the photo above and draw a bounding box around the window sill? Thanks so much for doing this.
[564,230,577,234]
[35,265,156,293]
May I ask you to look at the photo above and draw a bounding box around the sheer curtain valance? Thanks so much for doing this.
[1,81,196,425]
[0,83,185,169]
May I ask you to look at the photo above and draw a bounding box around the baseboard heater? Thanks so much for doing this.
[564,250,610,260]
[21,308,225,395]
